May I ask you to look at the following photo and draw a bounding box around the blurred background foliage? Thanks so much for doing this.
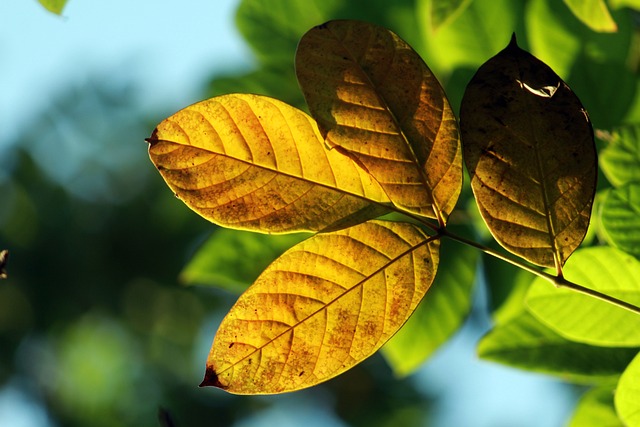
[1,0,639,426]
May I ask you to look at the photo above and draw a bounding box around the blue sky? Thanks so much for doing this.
[0,0,251,146]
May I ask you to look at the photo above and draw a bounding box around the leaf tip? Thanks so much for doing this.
[145,129,159,147]
[509,33,518,48]
[199,366,225,389]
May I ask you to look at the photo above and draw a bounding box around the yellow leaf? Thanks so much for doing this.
[147,94,390,233]
[460,35,597,269]
[201,220,439,394]
[295,20,462,224]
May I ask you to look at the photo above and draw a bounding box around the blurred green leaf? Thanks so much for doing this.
[599,125,640,187]
[615,351,640,426]
[425,0,474,32]
[609,0,640,8]
[236,0,341,65]
[599,183,640,257]
[526,0,631,73]
[418,0,525,76]
[382,235,476,376]
[478,311,638,383]
[568,58,638,128]
[526,246,640,347]
[180,229,309,293]
[483,254,535,325]
[562,0,617,32]
[38,0,67,14]
[526,0,636,127]
[568,384,623,427]
[208,66,306,110]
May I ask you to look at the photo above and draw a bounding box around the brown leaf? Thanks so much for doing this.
[460,34,597,269]
[296,20,462,224]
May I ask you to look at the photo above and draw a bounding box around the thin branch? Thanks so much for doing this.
[439,228,640,316]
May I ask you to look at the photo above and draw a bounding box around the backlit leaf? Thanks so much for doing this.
[180,230,309,293]
[236,0,342,65]
[569,384,623,427]
[562,0,618,33]
[460,35,597,269]
[382,233,476,376]
[526,246,640,347]
[599,125,640,187]
[615,351,640,427]
[37,0,67,14]
[296,20,462,223]
[147,94,390,233]
[201,220,439,394]
[609,0,640,8]
[599,183,640,257]
[428,0,474,32]
[527,0,638,128]
[417,0,524,77]
[478,311,638,383]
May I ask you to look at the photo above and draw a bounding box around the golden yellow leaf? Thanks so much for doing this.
[295,20,462,224]
[460,35,597,269]
[201,220,439,394]
[147,94,390,233]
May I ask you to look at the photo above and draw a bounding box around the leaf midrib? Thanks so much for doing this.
[215,232,437,383]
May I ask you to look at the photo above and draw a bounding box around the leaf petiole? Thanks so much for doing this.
[439,228,640,316]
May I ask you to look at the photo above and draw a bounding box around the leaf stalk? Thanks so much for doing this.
[438,228,640,316]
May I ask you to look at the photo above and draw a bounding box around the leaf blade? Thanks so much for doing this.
[478,311,638,383]
[569,384,623,427]
[296,20,462,222]
[381,233,476,376]
[599,183,640,257]
[526,246,640,347]
[180,230,309,292]
[147,94,390,233]
[202,220,440,394]
[615,351,640,427]
[37,0,67,14]
[562,0,618,33]
[460,35,597,268]
[599,125,640,187]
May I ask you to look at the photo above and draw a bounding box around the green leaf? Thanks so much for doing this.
[417,0,525,76]
[460,35,597,268]
[599,125,640,187]
[526,0,636,127]
[38,0,67,14]
[180,229,309,293]
[615,351,640,426]
[208,66,306,111]
[382,233,477,376]
[562,0,618,32]
[526,246,640,347]
[609,0,640,9]
[599,183,640,257]
[483,253,535,325]
[235,0,342,65]
[427,0,474,32]
[478,311,638,383]
[569,384,624,427]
